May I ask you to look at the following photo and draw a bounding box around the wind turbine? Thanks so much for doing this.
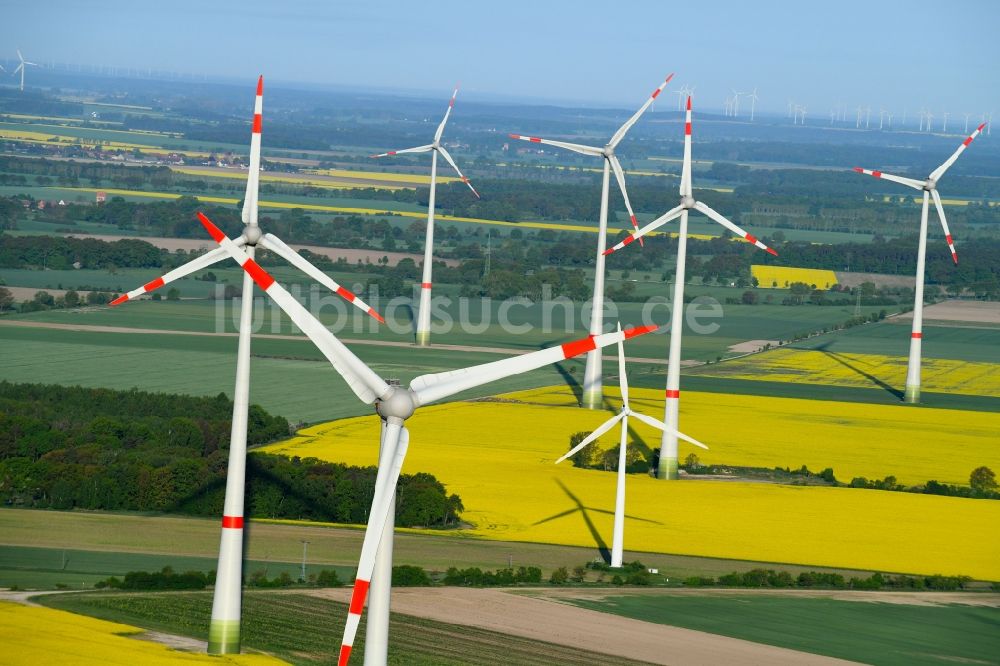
[108,78,382,655]
[510,74,674,410]
[194,210,658,665]
[942,112,950,133]
[604,97,776,479]
[555,323,707,566]
[371,86,480,347]
[731,89,743,117]
[13,49,38,92]
[747,88,759,122]
[853,122,986,403]
[925,111,935,132]
[964,113,972,133]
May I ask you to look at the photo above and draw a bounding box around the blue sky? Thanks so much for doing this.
[2,0,998,115]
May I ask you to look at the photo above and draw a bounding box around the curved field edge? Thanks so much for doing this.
[0,599,281,666]
[260,385,1000,580]
[36,591,655,666]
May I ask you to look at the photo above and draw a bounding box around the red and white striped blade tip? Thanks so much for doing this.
[624,324,659,339]
[256,75,263,96]
[686,96,692,110]
[109,294,128,306]
[338,645,352,666]
[370,309,386,324]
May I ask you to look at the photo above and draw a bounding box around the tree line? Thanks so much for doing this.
[0,382,463,528]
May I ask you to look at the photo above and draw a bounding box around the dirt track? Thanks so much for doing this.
[308,587,860,665]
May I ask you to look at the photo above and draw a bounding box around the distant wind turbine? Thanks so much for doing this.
[13,49,39,92]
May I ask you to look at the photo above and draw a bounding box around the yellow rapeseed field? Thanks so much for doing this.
[751,265,839,289]
[695,347,1000,397]
[261,386,1000,579]
[0,601,284,666]
[304,168,459,185]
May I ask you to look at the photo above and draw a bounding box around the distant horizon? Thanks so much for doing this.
[1,0,997,117]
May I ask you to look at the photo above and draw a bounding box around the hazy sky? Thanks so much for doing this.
[2,0,998,115]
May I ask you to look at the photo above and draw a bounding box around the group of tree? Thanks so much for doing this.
[565,431,651,474]
[684,568,973,591]
[0,382,463,527]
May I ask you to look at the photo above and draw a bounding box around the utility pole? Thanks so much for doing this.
[300,540,310,582]
[484,230,491,278]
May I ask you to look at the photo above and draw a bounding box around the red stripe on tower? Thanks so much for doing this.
[243,259,275,290]
[912,332,923,339]
[421,282,432,289]
[222,515,244,529]
[252,114,262,134]
[348,579,370,615]
[143,277,165,292]
[665,389,680,398]
[561,335,597,358]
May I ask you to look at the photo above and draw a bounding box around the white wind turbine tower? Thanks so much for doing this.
[555,323,707,566]
[964,113,972,133]
[853,121,986,403]
[194,210,659,665]
[747,88,759,122]
[604,97,776,478]
[730,89,743,117]
[109,78,383,655]
[865,107,872,129]
[925,111,935,132]
[942,112,950,133]
[13,49,38,92]
[371,86,480,347]
[674,87,686,111]
[510,74,674,410]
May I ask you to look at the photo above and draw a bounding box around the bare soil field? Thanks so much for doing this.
[897,299,1000,325]
[308,587,859,666]
[834,271,916,289]
[63,234,458,267]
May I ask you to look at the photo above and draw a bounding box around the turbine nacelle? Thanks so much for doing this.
[923,178,938,192]
[680,195,696,209]
[242,226,263,246]
[375,388,418,421]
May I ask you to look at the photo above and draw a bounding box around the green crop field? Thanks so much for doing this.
[791,319,1000,363]
[39,590,649,666]
[0,509,880,589]
[560,593,1000,666]
[0,545,336,590]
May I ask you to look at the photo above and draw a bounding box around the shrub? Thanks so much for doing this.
[392,565,431,587]
[549,567,569,585]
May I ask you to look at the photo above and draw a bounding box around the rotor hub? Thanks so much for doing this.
[603,145,614,157]
[923,179,937,192]
[242,226,262,246]
[680,195,696,209]
[375,387,416,421]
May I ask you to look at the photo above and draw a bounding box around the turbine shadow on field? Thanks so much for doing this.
[532,478,662,564]
[815,342,904,400]
[551,360,584,405]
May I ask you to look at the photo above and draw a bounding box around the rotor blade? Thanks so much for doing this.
[436,146,480,199]
[243,76,264,226]
[616,322,628,410]
[609,73,674,147]
[13,64,22,75]
[609,155,643,245]
[433,86,459,143]
[681,96,693,197]
[507,134,603,157]
[410,324,659,406]
[693,201,777,256]
[197,212,390,404]
[554,413,626,464]
[930,190,958,264]
[370,144,433,158]
[631,411,709,450]
[259,233,385,322]
[851,167,923,190]
[339,423,409,666]
[16,49,23,62]
[930,123,987,181]
[109,244,236,306]
[603,204,684,255]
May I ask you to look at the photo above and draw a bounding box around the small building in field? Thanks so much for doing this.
[96,191,107,203]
